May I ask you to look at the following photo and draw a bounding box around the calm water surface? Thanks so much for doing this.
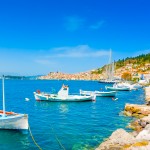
[0,80,145,150]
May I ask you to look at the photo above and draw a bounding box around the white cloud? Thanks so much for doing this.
[64,16,85,31]
[90,20,105,29]
[0,46,111,74]
[46,45,109,58]
[34,59,56,65]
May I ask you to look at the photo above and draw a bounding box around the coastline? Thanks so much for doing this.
[96,86,150,150]
[38,71,101,81]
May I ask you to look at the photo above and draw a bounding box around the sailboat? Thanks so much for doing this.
[0,76,28,131]
[98,49,118,84]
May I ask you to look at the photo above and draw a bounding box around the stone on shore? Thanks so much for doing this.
[136,124,150,140]
[125,141,150,150]
[96,87,150,150]
[95,128,150,150]
[126,115,150,135]
[145,86,150,102]
[124,104,150,117]
[95,129,136,150]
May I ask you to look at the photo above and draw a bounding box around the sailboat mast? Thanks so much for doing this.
[2,75,6,117]
[112,61,114,80]
[108,49,112,80]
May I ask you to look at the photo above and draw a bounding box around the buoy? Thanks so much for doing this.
[114,98,118,101]
[25,98,30,101]
[112,98,118,101]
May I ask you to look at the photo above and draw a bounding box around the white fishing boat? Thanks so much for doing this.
[98,80,117,84]
[133,83,143,88]
[33,85,96,102]
[80,89,116,97]
[0,76,28,131]
[113,82,142,90]
[105,83,130,91]
[106,79,144,91]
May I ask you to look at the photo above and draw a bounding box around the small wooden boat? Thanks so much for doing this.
[34,85,96,102]
[0,113,28,130]
[80,89,116,97]
[98,80,116,84]
[0,76,28,131]
[105,85,130,91]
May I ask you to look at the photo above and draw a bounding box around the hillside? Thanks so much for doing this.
[92,53,150,73]
[39,53,150,80]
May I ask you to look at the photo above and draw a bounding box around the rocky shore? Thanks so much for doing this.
[145,87,150,102]
[96,86,150,150]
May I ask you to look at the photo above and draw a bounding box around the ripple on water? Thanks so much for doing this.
[0,80,145,150]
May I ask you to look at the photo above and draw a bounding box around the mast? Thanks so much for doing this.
[108,49,112,80]
[2,75,6,117]
[111,61,115,80]
[105,65,108,79]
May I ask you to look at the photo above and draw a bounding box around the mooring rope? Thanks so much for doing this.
[28,124,42,150]
[50,126,66,150]
[28,123,65,150]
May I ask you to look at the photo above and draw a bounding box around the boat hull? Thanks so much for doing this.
[95,91,116,97]
[34,92,95,102]
[0,114,28,130]
[98,81,116,84]
[105,86,130,91]
[80,90,116,97]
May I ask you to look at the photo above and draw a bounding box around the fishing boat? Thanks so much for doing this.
[80,89,116,97]
[0,76,28,131]
[105,83,130,91]
[33,85,96,102]
[115,82,140,90]
[98,80,117,84]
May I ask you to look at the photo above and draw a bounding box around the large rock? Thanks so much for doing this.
[126,141,150,150]
[145,87,150,102]
[127,115,150,132]
[95,129,136,150]
[141,114,150,123]
[124,104,150,117]
[109,129,136,145]
[136,124,150,140]
[125,104,141,113]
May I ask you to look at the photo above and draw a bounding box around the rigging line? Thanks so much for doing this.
[28,124,42,150]
[50,126,66,150]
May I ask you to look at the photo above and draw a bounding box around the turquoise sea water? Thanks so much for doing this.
[0,80,145,150]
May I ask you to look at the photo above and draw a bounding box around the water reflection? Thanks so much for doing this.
[35,101,57,108]
[0,130,30,150]
[59,103,69,113]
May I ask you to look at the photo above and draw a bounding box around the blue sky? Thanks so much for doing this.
[0,0,150,75]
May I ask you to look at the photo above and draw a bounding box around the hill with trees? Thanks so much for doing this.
[92,53,150,74]
[39,53,150,81]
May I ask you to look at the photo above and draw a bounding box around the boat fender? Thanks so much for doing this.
[0,110,14,115]
[36,90,41,94]
[6,111,14,115]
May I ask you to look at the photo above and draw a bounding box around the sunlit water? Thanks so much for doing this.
[0,80,145,150]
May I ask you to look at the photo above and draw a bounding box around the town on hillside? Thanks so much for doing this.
[39,53,150,83]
